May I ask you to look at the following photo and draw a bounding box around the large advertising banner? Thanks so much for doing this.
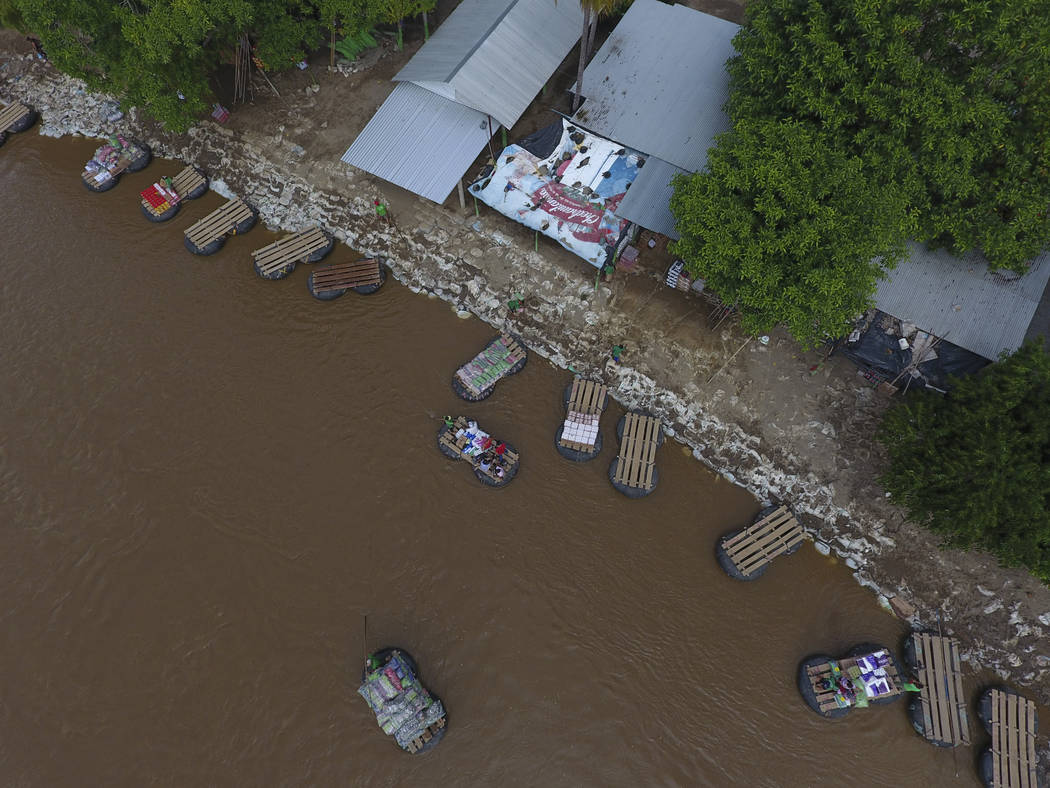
[469,120,642,268]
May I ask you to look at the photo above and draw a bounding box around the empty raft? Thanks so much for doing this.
[81,135,151,192]
[716,504,804,581]
[252,226,334,280]
[556,377,609,462]
[0,101,38,146]
[902,631,971,748]
[183,196,256,255]
[140,165,208,221]
[977,687,1040,788]
[308,257,386,299]
[437,416,519,487]
[359,647,447,755]
[452,333,527,401]
[798,644,904,719]
[609,411,663,498]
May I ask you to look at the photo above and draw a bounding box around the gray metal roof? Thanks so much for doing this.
[874,243,1050,360]
[613,156,684,239]
[394,0,583,130]
[572,0,738,172]
[340,82,492,204]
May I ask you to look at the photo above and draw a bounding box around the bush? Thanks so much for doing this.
[878,340,1050,582]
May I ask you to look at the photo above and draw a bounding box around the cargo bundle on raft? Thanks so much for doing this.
[252,226,334,280]
[0,100,39,146]
[139,165,208,221]
[556,376,608,462]
[308,256,386,298]
[798,644,905,719]
[437,416,519,487]
[716,504,804,581]
[358,648,447,754]
[81,135,151,191]
[452,333,527,401]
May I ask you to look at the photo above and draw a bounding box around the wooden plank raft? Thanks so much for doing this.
[721,506,804,577]
[910,632,971,746]
[184,197,252,247]
[252,226,329,276]
[806,653,902,714]
[169,165,205,199]
[141,166,206,214]
[988,689,1038,787]
[439,416,519,484]
[406,717,446,754]
[455,334,527,398]
[0,101,32,133]
[613,412,661,490]
[559,377,607,451]
[310,258,381,293]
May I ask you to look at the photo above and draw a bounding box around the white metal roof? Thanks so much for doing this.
[614,156,684,239]
[572,0,738,172]
[340,82,492,204]
[394,0,583,130]
[874,243,1050,360]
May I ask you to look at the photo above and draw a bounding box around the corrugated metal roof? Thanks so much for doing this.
[341,82,492,204]
[874,243,1050,360]
[572,0,738,172]
[613,156,684,239]
[395,0,583,130]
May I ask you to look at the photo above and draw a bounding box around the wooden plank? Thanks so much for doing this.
[566,377,581,410]
[170,165,205,196]
[0,102,30,132]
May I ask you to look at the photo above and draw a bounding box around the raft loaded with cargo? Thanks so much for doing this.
[452,333,527,401]
[798,643,905,719]
[358,648,447,754]
[437,416,519,487]
[139,165,209,221]
[81,135,151,192]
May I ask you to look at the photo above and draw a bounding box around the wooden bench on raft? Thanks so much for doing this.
[184,197,253,249]
[439,416,519,484]
[311,258,381,294]
[987,689,1038,787]
[559,377,607,452]
[910,632,971,747]
[806,655,903,714]
[0,101,32,133]
[406,718,446,754]
[721,506,804,577]
[252,226,330,277]
[613,412,661,491]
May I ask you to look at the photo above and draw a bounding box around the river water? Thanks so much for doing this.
[1,134,982,786]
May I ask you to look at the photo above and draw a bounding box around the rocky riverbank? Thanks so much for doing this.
[4,44,1049,736]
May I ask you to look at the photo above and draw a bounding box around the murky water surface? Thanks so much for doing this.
[1,135,982,785]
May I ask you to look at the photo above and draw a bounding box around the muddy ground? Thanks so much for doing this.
[2,0,1049,737]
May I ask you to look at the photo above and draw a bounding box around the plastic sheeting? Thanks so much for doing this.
[839,310,989,391]
[469,119,641,268]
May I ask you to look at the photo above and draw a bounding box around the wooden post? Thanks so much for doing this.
[502,127,507,148]
[457,179,466,210]
[330,27,336,68]
[423,11,429,39]
[474,195,479,217]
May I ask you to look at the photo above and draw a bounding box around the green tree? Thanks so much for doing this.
[670,118,911,347]
[726,0,1050,273]
[878,340,1050,582]
[381,0,433,50]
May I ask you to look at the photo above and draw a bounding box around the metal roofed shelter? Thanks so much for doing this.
[570,0,739,236]
[873,243,1050,361]
[342,0,583,204]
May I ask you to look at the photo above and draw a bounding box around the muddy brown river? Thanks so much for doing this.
[1,134,984,785]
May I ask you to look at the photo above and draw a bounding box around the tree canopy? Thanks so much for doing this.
[6,0,411,131]
[878,340,1050,583]
[672,0,1050,345]
[671,119,911,346]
